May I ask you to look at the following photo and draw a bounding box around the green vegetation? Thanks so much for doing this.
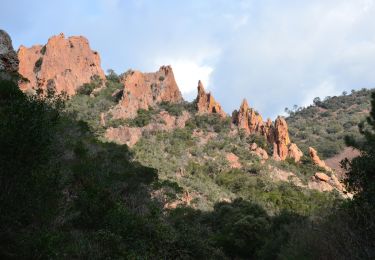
[277,91,375,259]
[33,57,43,73]
[65,76,123,134]
[286,88,373,158]
[2,73,374,259]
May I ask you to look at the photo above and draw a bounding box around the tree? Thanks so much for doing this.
[343,91,375,201]
[106,69,120,82]
[313,97,321,106]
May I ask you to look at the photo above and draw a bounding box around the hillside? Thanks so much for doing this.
[286,88,373,159]
[2,30,374,259]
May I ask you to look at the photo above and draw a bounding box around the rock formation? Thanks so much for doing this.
[105,111,190,147]
[273,117,291,160]
[308,147,332,171]
[314,172,330,182]
[111,66,183,119]
[226,153,242,168]
[0,30,19,79]
[18,33,105,95]
[232,100,303,161]
[232,99,263,134]
[287,143,304,162]
[196,80,226,117]
[250,143,269,160]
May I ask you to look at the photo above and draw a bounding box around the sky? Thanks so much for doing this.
[2,0,375,118]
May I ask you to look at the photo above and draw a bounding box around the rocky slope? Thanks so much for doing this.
[3,29,363,259]
[18,33,105,95]
[286,88,373,158]
[10,30,346,196]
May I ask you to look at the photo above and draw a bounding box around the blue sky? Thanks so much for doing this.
[2,0,375,118]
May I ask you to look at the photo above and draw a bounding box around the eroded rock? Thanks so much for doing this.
[111,66,183,119]
[309,147,332,171]
[288,143,304,162]
[196,80,226,117]
[18,33,105,95]
[226,153,242,168]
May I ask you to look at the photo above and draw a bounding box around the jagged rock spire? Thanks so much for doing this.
[195,80,226,117]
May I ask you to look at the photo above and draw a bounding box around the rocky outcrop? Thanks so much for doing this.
[308,147,332,171]
[308,172,349,196]
[18,33,105,95]
[250,143,269,160]
[105,111,190,147]
[232,100,301,161]
[196,80,226,117]
[232,99,264,134]
[287,143,304,162]
[273,117,291,160]
[226,153,242,168]
[105,126,143,147]
[111,66,183,119]
[314,172,330,182]
[0,30,19,79]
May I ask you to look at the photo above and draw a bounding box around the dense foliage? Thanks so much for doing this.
[286,88,373,158]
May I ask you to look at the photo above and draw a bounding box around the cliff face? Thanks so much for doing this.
[232,99,302,161]
[111,65,183,119]
[196,80,226,117]
[18,33,105,95]
[0,30,19,79]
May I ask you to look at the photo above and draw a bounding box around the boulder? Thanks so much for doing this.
[288,143,304,162]
[250,143,269,160]
[226,153,242,168]
[315,172,330,182]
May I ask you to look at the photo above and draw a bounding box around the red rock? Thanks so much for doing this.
[263,118,275,144]
[18,33,105,95]
[105,110,190,147]
[111,66,183,119]
[315,172,330,182]
[232,99,265,134]
[232,100,302,162]
[309,147,332,171]
[196,80,226,117]
[288,143,303,162]
[226,153,242,168]
[105,126,143,147]
[272,117,291,161]
[250,143,269,160]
